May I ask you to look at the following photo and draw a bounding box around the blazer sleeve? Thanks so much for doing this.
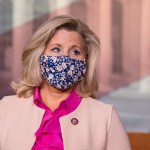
[0,97,5,148]
[0,98,3,148]
[105,107,131,150]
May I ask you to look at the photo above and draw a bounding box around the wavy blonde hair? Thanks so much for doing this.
[12,15,100,98]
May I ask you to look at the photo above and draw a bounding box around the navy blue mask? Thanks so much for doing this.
[40,54,86,90]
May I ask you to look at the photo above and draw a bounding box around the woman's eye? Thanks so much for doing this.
[51,47,60,53]
[71,49,80,55]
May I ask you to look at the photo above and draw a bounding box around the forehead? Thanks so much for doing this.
[47,29,84,47]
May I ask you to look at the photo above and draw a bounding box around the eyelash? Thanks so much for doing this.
[51,47,60,52]
[71,49,80,55]
[51,47,81,55]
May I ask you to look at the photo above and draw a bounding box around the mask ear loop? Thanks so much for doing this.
[85,52,88,61]
[83,50,88,62]
[83,40,88,62]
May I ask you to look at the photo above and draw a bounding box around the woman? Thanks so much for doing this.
[0,15,131,150]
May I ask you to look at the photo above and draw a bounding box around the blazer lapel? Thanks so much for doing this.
[59,98,91,150]
[28,103,45,149]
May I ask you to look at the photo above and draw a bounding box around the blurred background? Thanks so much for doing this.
[0,0,150,149]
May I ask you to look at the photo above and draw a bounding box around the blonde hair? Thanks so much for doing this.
[11,15,100,98]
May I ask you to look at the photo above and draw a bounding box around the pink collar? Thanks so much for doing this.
[33,87,81,113]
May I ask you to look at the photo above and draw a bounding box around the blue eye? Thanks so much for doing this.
[51,47,60,53]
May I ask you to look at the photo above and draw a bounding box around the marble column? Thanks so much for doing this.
[48,0,71,18]
[122,0,141,82]
[12,0,34,81]
[98,0,113,94]
[140,0,150,93]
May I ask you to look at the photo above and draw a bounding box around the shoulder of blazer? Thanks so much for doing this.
[0,95,45,150]
[0,95,44,132]
[81,97,113,113]
[0,95,34,114]
[0,95,33,102]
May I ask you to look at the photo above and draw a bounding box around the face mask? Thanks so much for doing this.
[40,54,86,90]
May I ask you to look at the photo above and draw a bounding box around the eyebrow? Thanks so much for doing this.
[49,44,61,47]
[71,45,82,50]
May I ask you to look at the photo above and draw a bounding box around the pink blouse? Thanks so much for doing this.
[32,87,82,150]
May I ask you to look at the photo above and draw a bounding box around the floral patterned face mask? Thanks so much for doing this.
[40,54,86,90]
